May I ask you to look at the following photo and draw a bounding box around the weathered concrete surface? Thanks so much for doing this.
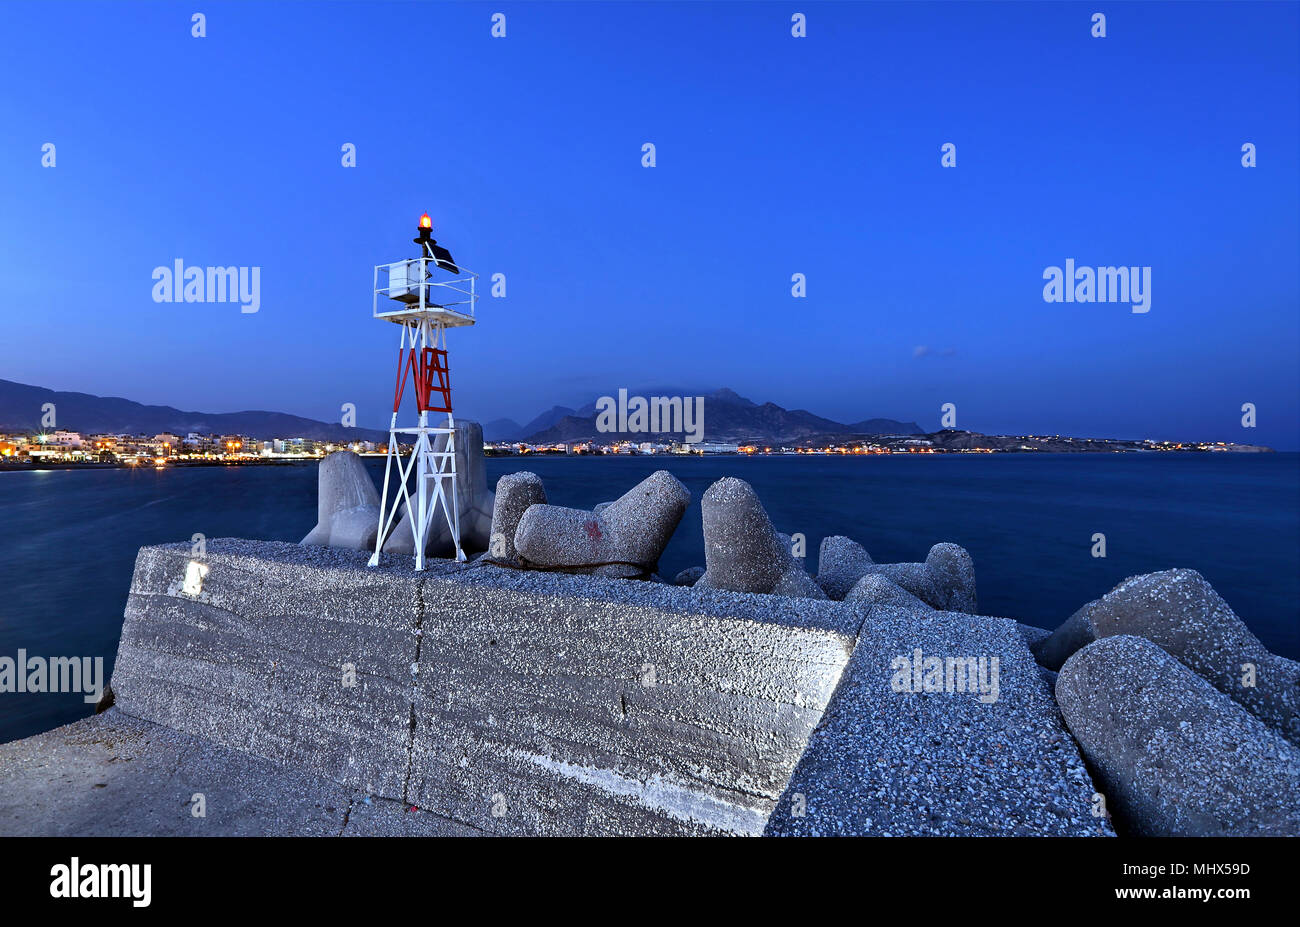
[839,574,1057,673]
[816,537,977,612]
[766,606,1112,836]
[0,710,478,836]
[300,451,380,551]
[89,539,859,836]
[488,471,546,563]
[113,542,418,798]
[336,793,485,836]
[514,471,689,579]
[844,573,934,611]
[815,536,876,600]
[1056,635,1300,836]
[925,543,978,614]
[1036,570,1299,745]
[696,478,827,600]
[404,572,850,835]
[3,538,1121,837]
[1087,570,1300,745]
[1017,622,1053,651]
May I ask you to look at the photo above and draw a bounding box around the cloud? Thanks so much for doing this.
[912,345,931,358]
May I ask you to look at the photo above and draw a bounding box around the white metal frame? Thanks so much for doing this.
[374,258,477,325]
[368,259,478,571]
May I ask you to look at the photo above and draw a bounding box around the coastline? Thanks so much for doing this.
[0,445,1281,472]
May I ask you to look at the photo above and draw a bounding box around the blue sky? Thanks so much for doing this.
[1,1,1297,447]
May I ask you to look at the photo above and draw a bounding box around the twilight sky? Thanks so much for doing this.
[1,1,1297,447]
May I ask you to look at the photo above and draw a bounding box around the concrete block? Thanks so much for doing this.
[766,606,1112,836]
[1056,635,1300,836]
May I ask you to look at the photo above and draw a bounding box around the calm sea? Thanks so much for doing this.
[1,453,1297,743]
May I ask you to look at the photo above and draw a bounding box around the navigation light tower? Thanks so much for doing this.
[368,213,478,570]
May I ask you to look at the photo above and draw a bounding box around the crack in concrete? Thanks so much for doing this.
[332,791,494,837]
[337,796,354,835]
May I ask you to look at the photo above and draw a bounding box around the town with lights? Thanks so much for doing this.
[0,430,378,468]
[484,434,1272,457]
[0,429,1271,469]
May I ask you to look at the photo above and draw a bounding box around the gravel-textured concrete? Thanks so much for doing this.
[514,470,689,578]
[816,536,976,611]
[0,709,474,836]
[1087,569,1300,745]
[488,471,546,563]
[300,450,380,551]
[695,478,827,600]
[859,562,943,606]
[766,606,1111,836]
[1017,622,1053,651]
[1036,571,1299,744]
[815,536,876,599]
[338,795,485,837]
[0,530,1180,837]
[926,543,978,614]
[90,538,859,836]
[844,573,934,611]
[1056,635,1300,836]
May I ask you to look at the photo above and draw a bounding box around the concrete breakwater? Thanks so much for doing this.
[1,439,1296,836]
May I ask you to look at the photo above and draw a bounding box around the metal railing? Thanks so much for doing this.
[374,258,477,319]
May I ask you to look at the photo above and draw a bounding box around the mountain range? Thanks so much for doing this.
[0,379,921,446]
[485,388,922,444]
[0,379,388,443]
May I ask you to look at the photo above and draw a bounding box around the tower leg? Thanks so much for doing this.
[447,415,466,562]
[369,416,400,568]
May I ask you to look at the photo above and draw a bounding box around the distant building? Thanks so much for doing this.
[219,435,254,455]
[185,432,217,452]
[694,442,739,454]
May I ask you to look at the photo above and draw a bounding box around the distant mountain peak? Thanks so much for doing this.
[706,388,755,406]
[482,417,524,442]
[0,378,386,443]
[516,386,920,444]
